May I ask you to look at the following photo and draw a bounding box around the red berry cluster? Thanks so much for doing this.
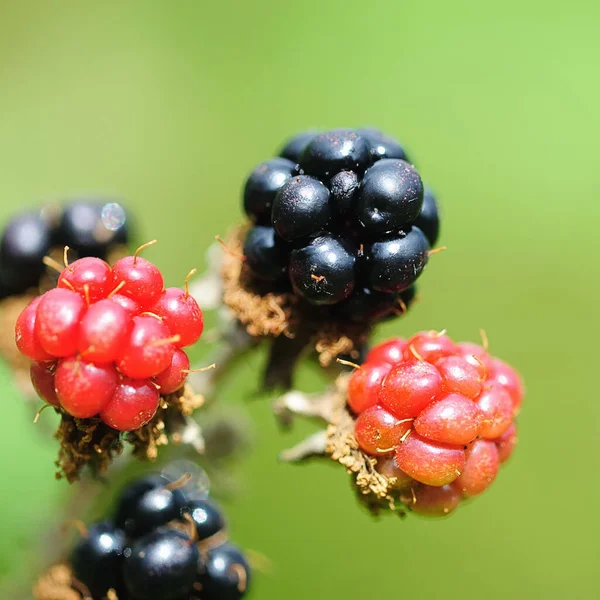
[348,331,522,516]
[14,248,204,431]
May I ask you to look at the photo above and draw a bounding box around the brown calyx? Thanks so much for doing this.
[324,374,406,515]
[33,563,120,600]
[221,225,370,366]
[56,383,204,483]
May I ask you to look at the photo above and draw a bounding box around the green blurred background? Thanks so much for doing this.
[1,0,598,598]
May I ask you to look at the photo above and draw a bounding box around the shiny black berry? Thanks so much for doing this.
[243,226,288,281]
[70,522,126,599]
[114,475,185,538]
[414,186,440,246]
[271,175,331,241]
[123,528,200,600]
[333,285,416,323]
[279,131,317,163]
[57,201,129,258]
[300,129,371,178]
[243,158,297,224]
[330,170,359,217]
[182,498,226,541]
[357,159,424,234]
[288,235,356,305]
[365,227,429,293]
[198,544,251,600]
[0,212,51,292]
[358,127,409,162]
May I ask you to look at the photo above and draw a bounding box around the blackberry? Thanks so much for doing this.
[414,186,440,246]
[238,127,438,323]
[70,522,126,599]
[198,544,251,600]
[57,200,130,259]
[123,528,200,600]
[272,175,331,241]
[300,129,371,178]
[114,474,185,537]
[358,127,409,162]
[243,225,288,281]
[288,235,356,305]
[365,227,430,292]
[357,159,424,234]
[278,131,318,163]
[182,498,226,541]
[0,211,51,293]
[243,158,297,224]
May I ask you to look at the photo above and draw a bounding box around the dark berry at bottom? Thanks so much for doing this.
[365,227,429,292]
[123,528,200,600]
[288,235,356,305]
[114,475,185,538]
[70,522,126,599]
[198,544,251,600]
[182,498,226,541]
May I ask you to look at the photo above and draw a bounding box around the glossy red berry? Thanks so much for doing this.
[117,316,176,379]
[30,361,60,407]
[406,331,456,363]
[354,405,412,456]
[414,393,484,445]
[365,338,406,366]
[112,256,164,309]
[457,342,491,378]
[55,357,118,418]
[488,358,523,411]
[77,300,132,364]
[100,378,160,431]
[454,439,500,497]
[151,288,203,348]
[379,360,442,419]
[349,332,523,512]
[395,432,466,487]
[436,355,482,399]
[154,349,190,395]
[476,382,514,439]
[15,297,54,362]
[347,362,391,414]
[109,293,142,316]
[35,288,86,357]
[405,484,462,518]
[58,257,114,303]
[495,423,518,463]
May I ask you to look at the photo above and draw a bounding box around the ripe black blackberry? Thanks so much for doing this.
[238,127,440,324]
[57,199,131,259]
[0,199,132,299]
[36,472,252,600]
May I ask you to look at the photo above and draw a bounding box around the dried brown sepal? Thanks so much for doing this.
[282,374,407,516]
[56,384,205,482]
[33,562,121,600]
[55,416,123,483]
[221,225,370,367]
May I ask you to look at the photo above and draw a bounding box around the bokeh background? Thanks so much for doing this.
[1,1,598,598]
